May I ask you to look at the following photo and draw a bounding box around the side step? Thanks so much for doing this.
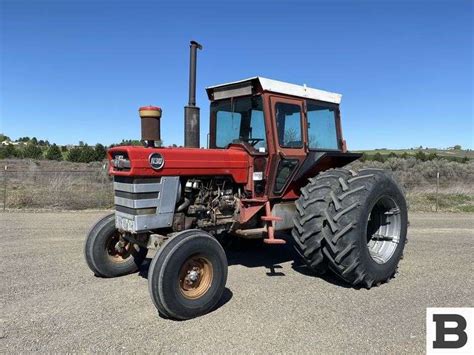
[262,201,286,245]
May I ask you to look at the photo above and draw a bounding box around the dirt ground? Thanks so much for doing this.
[1,211,473,353]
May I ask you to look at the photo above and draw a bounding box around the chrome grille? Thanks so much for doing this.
[113,176,179,233]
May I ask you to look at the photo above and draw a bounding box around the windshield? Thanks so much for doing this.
[211,96,266,150]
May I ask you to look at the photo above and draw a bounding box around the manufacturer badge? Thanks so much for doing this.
[149,153,165,170]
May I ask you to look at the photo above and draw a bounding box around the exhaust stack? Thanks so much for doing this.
[184,40,202,148]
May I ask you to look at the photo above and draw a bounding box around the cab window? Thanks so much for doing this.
[212,96,267,150]
[306,102,339,150]
[275,103,303,148]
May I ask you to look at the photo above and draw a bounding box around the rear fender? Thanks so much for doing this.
[284,151,362,197]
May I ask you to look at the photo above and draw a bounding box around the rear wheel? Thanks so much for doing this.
[148,229,228,320]
[84,213,147,278]
[292,168,408,288]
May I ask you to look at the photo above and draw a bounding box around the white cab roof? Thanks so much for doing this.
[206,76,342,104]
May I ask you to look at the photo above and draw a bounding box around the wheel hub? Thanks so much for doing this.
[366,196,402,264]
[106,232,133,263]
[179,255,213,299]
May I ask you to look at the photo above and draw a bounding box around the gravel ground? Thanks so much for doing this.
[1,211,473,353]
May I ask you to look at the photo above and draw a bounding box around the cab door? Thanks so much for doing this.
[267,95,307,198]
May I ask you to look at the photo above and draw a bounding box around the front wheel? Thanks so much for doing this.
[148,229,228,320]
[84,213,147,278]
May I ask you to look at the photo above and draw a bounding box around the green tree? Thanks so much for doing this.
[427,152,438,161]
[388,152,398,159]
[94,143,107,161]
[23,144,43,159]
[67,147,82,162]
[78,145,96,163]
[61,145,68,152]
[373,152,385,162]
[400,152,409,159]
[453,145,462,150]
[359,152,368,162]
[0,144,18,158]
[117,139,142,146]
[415,150,427,161]
[45,144,63,161]
[0,134,10,142]
[30,137,38,145]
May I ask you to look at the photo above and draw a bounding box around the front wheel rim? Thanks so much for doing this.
[106,232,133,263]
[366,196,402,264]
[178,255,214,300]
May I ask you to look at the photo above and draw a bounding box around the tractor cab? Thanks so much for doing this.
[206,77,360,199]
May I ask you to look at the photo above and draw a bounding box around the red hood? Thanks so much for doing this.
[108,145,251,184]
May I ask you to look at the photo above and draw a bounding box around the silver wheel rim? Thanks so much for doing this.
[366,196,401,264]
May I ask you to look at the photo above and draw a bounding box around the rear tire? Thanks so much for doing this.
[84,213,147,278]
[148,229,228,320]
[292,168,408,288]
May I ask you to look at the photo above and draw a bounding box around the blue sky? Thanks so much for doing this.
[1,0,473,150]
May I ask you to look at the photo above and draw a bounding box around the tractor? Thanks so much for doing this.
[84,41,408,320]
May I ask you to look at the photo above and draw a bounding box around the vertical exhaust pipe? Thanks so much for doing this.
[184,40,202,148]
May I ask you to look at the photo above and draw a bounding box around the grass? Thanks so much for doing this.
[2,159,113,210]
[407,192,474,212]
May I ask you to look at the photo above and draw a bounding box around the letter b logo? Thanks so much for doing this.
[427,308,473,354]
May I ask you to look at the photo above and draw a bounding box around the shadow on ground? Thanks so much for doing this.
[138,234,351,288]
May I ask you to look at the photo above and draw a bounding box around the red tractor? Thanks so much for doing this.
[85,41,408,320]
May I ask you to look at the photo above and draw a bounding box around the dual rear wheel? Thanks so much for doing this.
[292,168,408,288]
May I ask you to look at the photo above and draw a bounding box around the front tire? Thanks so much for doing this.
[148,229,228,320]
[292,168,408,288]
[84,213,147,278]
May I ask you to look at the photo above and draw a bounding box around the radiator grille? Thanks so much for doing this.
[113,176,179,233]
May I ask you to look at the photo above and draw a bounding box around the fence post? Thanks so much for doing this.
[3,165,7,211]
[101,163,107,208]
[435,171,440,212]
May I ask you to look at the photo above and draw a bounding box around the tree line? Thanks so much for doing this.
[0,135,107,163]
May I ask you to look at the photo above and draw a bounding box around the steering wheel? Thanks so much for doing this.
[241,138,264,146]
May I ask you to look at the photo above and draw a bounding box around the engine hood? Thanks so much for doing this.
[107,145,251,184]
